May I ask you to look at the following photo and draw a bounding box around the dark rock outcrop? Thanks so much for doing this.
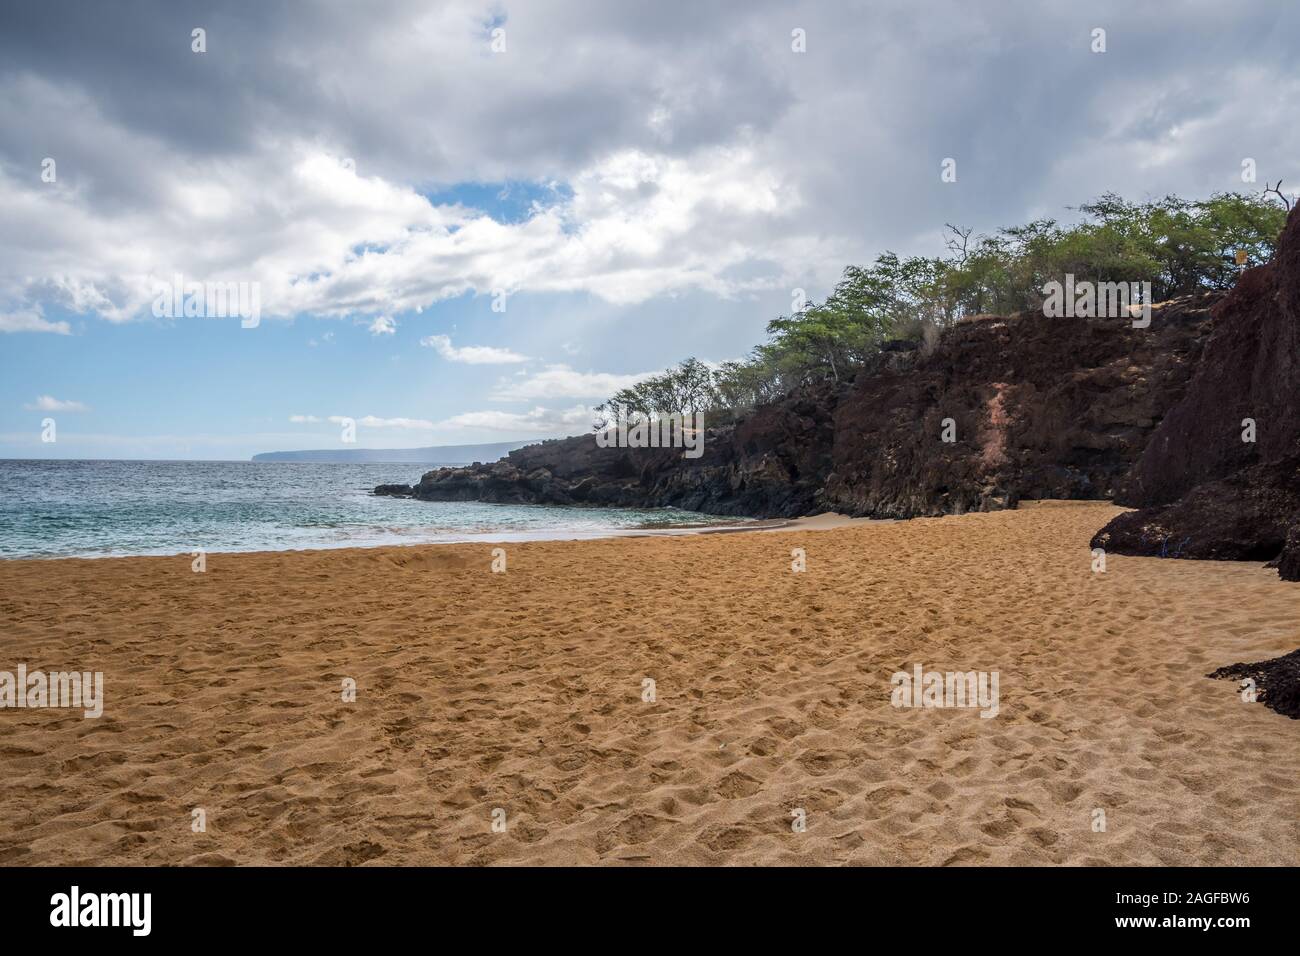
[1208,648,1300,719]
[1089,451,1300,563]
[1093,205,1300,578]
[398,382,844,518]
[380,298,1215,520]
[373,483,413,498]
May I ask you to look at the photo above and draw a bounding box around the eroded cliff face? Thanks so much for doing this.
[820,296,1215,517]
[380,296,1216,521]
[1092,205,1300,578]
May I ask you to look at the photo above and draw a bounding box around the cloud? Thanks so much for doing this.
[0,140,819,326]
[437,405,595,434]
[490,364,656,401]
[24,395,88,412]
[1,0,1298,375]
[294,413,437,429]
[420,334,529,364]
[327,414,435,430]
[0,307,70,334]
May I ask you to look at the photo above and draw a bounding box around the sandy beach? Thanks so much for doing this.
[1,500,1297,866]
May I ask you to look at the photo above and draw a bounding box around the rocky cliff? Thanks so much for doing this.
[382,209,1299,582]
[379,381,843,518]
[819,295,1215,517]
[1091,204,1300,579]
[379,295,1217,520]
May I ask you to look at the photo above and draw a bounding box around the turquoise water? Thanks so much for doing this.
[0,459,748,559]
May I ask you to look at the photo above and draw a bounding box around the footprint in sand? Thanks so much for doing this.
[716,771,763,799]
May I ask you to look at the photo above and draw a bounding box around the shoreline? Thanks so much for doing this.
[0,501,1103,564]
[3,500,1297,866]
[0,510,886,564]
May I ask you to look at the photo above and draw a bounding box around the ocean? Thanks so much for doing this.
[0,459,749,559]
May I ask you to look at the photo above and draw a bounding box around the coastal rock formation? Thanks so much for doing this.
[1092,205,1300,579]
[383,208,1300,585]
[379,298,1216,519]
[381,382,843,518]
[1089,452,1300,564]
[1209,649,1300,720]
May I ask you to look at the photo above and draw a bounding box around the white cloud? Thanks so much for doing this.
[294,413,437,429]
[3,1,1299,351]
[420,334,529,364]
[24,395,88,412]
[0,306,69,335]
[325,414,435,430]
[437,405,595,434]
[4,0,1299,459]
[0,134,829,328]
[490,364,656,401]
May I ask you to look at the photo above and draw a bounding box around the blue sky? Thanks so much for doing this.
[2,0,1297,459]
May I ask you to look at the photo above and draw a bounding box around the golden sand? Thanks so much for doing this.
[1,501,1297,866]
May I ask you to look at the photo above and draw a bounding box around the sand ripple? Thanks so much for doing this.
[1,501,1297,865]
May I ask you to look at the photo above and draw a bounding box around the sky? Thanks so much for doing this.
[1,0,1297,459]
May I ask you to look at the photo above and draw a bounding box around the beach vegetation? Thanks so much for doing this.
[596,192,1287,423]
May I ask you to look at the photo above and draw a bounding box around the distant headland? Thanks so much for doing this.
[251,440,533,464]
